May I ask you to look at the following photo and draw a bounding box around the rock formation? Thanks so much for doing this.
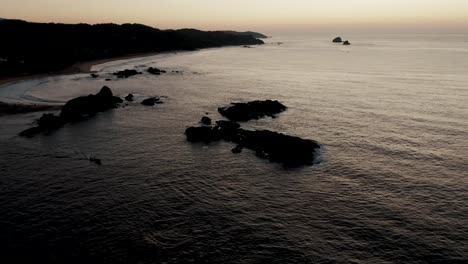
[19,86,123,137]
[141,97,163,106]
[333,37,343,43]
[112,69,141,78]
[218,100,287,122]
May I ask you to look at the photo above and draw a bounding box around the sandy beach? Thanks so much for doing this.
[0,51,164,115]
[0,51,164,87]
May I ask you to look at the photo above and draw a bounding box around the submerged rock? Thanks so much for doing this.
[333,37,343,43]
[113,69,141,78]
[89,157,102,165]
[343,40,351,45]
[218,100,287,121]
[141,97,162,106]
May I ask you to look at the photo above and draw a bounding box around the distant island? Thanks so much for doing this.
[0,19,265,77]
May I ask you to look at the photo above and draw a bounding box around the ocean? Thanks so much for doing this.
[0,34,467,263]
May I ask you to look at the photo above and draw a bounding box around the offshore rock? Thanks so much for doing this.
[141,97,163,106]
[60,86,123,121]
[185,122,320,166]
[113,69,141,78]
[218,100,287,122]
[333,37,343,43]
[147,67,167,75]
[201,116,212,125]
[20,86,123,137]
[125,94,134,102]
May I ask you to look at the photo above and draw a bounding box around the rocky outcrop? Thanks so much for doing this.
[343,40,350,45]
[185,120,320,166]
[333,37,343,43]
[201,116,212,125]
[147,67,167,75]
[218,100,287,122]
[60,86,123,120]
[113,69,141,78]
[19,113,65,137]
[125,94,134,102]
[19,86,123,137]
[141,97,163,106]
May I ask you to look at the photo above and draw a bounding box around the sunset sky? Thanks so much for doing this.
[1,0,468,33]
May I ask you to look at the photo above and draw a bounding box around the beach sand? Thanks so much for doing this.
[0,52,162,115]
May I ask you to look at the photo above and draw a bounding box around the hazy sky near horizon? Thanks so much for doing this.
[1,0,468,33]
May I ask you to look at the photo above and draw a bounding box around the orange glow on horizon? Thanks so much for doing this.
[1,0,468,33]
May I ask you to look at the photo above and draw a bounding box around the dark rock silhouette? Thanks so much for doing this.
[105,78,111,81]
[19,86,123,137]
[0,19,265,77]
[141,97,162,106]
[215,120,241,130]
[232,145,243,154]
[125,94,134,102]
[218,100,287,121]
[343,40,351,45]
[91,73,99,78]
[19,113,65,137]
[60,86,123,120]
[185,121,320,166]
[147,67,167,75]
[185,126,218,143]
[201,116,212,125]
[113,69,141,78]
[89,157,102,165]
[333,37,343,43]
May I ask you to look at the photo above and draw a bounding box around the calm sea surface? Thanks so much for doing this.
[0,34,467,263]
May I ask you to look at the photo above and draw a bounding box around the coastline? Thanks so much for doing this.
[0,51,168,116]
[0,51,165,87]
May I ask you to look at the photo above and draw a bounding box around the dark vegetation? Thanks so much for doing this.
[221,31,268,39]
[0,19,265,77]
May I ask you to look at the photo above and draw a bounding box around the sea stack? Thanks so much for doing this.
[333,37,343,43]
[343,40,351,45]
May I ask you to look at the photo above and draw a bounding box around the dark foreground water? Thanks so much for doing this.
[0,34,467,263]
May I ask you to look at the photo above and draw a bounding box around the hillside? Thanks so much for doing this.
[0,19,265,77]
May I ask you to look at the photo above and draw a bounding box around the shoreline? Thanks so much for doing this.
[0,51,170,116]
[0,51,166,87]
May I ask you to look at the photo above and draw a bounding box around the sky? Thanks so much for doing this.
[1,0,468,33]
